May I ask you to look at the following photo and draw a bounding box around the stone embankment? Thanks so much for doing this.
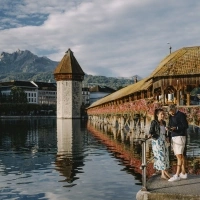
[136,174,200,200]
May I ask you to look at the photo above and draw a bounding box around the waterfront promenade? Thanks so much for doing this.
[137,174,200,200]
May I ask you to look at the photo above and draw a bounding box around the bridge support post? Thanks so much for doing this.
[112,116,117,128]
[119,115,125,129]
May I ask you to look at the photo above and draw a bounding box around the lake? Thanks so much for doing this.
[0,118,200,200]
[0,118,142,200]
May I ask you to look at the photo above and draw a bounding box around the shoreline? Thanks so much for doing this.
[0,115,56,119]
[0,115,88,119]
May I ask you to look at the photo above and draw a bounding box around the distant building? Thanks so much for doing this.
[89,85,116,104]
[0,80,91,106]
[0,80,57,105]
[0,80,38,104]
[32,81,57,105]
[82,87,90,106]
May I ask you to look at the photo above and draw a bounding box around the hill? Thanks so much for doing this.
[83,74,138,90]
[0,50,141,89]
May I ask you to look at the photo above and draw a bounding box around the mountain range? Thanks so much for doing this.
[0,50,141,89]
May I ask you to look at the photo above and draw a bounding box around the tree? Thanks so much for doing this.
[10,86,27,103]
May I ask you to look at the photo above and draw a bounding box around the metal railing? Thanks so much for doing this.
[134,137,152,191]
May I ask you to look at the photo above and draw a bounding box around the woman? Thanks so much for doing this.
[149,108,171,180]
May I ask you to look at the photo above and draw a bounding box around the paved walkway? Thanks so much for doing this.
[136,174,200,200]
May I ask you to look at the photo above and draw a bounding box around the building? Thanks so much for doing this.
[0,80,90,106]
[82,87,90,106]
[0,80,38,104]
[147,46,200,106]
[32,81,57,105]
[54,49,85,118]
[0,80,56,105]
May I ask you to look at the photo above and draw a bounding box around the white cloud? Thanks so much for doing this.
[0,0,200,77]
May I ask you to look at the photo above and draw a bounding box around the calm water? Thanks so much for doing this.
[1,118,200,200]
[0,118,142,200]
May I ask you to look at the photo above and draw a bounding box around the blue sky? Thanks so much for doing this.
[0,0,200,78]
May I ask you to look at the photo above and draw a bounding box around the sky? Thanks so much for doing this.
[0,0,200,78]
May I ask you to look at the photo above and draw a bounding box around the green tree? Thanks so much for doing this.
[10,86,27,103]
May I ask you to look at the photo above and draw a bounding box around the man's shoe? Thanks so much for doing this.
[179,173,187,179]
[168,175,181,182]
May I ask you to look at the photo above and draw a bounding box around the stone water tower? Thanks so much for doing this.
[54,49,84,118]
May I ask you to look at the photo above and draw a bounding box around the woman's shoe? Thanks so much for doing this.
[179,173,187,179]
[168,175,181,182]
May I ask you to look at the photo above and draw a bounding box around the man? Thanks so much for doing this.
[167,104,188,182]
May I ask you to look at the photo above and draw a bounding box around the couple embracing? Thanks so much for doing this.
[149,104,188,182]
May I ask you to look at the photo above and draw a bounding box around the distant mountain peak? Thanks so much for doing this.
[16,49,21,53]
[0,52,4,60]
[0,49,58,74]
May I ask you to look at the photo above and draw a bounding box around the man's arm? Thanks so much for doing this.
[168,115,172,127]
[166,116,172,137]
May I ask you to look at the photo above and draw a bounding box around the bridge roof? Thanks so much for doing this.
[88,46,200,109]
[149,46,200,78]
[88,77,151,108]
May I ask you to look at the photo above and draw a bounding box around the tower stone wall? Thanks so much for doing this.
[57,80,82,118]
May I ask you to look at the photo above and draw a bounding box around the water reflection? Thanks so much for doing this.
[56,119,84,184]
[0,118,57,199]
[87,119,200,178]
[0,118,145,200]
[87,120,147,179]
[0,117,199,199]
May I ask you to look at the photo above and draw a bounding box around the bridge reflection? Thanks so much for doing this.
[87,120,154,179]
[87,119,200,179]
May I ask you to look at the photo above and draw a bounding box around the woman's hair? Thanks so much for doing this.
[154,108,164,121]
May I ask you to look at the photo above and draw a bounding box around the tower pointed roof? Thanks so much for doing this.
[54,49,84,81]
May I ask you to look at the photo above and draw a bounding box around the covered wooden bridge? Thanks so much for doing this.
[87,46,200,128]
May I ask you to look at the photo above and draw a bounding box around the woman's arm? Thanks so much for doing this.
[149,120,160,139]
[149,120,155,135]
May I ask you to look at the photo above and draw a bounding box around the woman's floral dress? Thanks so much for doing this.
[152,125,169,170]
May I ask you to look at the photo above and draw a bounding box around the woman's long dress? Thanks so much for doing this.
[152,125,169,170]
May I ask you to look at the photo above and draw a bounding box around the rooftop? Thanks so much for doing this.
[0,80,37,88]
[54,49,84,75]
[149,46,200,78]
